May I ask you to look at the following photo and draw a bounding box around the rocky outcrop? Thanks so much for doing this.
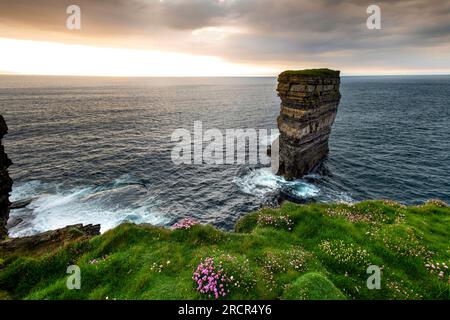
[10,197,35,209]
[0,224,100,257]
[276,69,341,180]
[0,115,13,239]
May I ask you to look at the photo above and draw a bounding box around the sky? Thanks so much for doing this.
[0,0,449,76]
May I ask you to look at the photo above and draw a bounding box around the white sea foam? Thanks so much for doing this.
[9,180,47,202]
[8,179,169,237]
[234,167,320,198]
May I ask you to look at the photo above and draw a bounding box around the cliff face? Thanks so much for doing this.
[0,115,13,239]
[276,69,341,180]
[0,224,100,257]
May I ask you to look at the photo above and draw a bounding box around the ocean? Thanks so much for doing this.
[1,75,449,236]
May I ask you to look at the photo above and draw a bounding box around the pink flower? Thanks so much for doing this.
[192,257,229,300]
[172,218,199,230]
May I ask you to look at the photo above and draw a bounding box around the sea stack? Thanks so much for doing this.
[0,115,13,239]
[276,69,341,180]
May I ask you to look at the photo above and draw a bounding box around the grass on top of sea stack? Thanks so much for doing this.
[0,200,449,300]
[278,68,340,78]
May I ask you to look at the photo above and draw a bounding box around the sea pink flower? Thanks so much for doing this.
[192,257,228,299]
[172,217,199,230]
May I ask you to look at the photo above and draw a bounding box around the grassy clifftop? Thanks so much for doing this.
[279,68,340,78]
[0,200,449,300]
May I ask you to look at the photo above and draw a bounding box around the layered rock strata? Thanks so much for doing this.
[0,115,12,239]
[276,69,341,179]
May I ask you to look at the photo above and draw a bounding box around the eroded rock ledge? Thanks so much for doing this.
[0,224,100,257]
[276,69,341,180]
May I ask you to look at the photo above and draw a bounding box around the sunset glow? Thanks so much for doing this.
[0,38,277,77]
[1,0,449,76]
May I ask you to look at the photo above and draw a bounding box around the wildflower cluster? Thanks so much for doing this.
[89,255,109,265]
[423,199,448,208]
[393,213,406,224]
[319,240,370,268]
[259,247,309,292]
[260,268,277,292]
[192,257,228,299]
[257,214,294,231]
[382,199,406,208]
[263,247,309,273]
[425,260,450,284]
[386,280,422,299]
[218,254,256,293]
[150,260,171,273]
[325,203,397,225]
[376,227,433,259]
[172,217,199,230]
[325,207,372,223]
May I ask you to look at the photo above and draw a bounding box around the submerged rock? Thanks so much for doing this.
[276,69,341,180]
[6,216,23,229]
[10,197,35,209]
[0,115,13,240]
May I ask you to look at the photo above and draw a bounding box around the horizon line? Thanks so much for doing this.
[1,72,450,78]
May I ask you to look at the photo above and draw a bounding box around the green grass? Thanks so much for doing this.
[0,200,449,300]
[282,272,346,300]
[279,68,340,77]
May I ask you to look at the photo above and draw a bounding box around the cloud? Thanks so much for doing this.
[0,0,449,73]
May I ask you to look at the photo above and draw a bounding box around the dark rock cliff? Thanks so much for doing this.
[276,69,341,180]
[0,224,100,257]
[0,115,12,239]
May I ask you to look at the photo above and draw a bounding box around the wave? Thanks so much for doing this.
[8,178,169,237]
[234,167,320,199]
[9,170,353,237]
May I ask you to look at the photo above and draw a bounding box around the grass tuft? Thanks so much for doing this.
[282,272,346,300]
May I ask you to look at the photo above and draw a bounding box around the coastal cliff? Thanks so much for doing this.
[0,116,12,240]
[0,109,449,301]
[276,69,341,179]
[0,200,448,300]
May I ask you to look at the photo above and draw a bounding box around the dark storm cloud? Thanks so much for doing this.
[1,0,449,71]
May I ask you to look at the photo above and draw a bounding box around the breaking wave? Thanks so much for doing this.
[8,178,169,237]
[234,167,320,199]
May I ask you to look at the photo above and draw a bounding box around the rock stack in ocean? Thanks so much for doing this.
[0,115,13,239]
[276,69,341,180]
